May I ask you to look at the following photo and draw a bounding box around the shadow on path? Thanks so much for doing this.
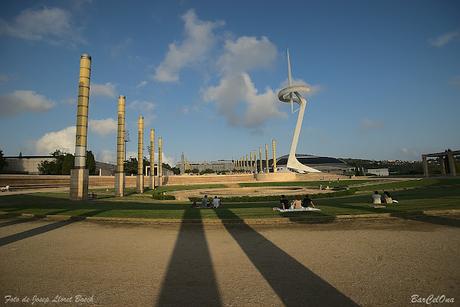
[156,208,221,307]
[0,217,40,228]
[0,209,107,247]
[215,208,358,307]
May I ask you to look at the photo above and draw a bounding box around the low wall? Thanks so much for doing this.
[0,172,352,190]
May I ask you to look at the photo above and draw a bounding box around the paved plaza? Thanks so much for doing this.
[1,217,459,306]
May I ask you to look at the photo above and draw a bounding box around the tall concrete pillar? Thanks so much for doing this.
[447,149,457,176]
[265,144,269,173]
[150,129,155,189]
[136,116,144,193]
[245,154,249,172]
[158,137,163,186]
[440,156,446,176]
[259,147,263,173]
[272,139,277,173]
[422,155,429,177]
[70,53,91,200]
[115,95,125,197]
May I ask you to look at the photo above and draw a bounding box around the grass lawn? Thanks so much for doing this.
[238,179,377,188]
[0,178,459,221]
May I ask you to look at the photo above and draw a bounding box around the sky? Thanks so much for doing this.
[0,0,459,165]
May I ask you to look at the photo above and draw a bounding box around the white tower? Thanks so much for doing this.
[278,50,320,173]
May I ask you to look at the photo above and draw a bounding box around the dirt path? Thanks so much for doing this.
[0,217,458,306]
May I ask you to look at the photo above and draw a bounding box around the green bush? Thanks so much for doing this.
[152,191,175,200]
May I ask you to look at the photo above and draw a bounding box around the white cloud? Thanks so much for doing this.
[0,7,84,44]
[203,35,285,128]
[136,80,148,88]
[97,150,116,164]
[91,82,117,98]
[360,118,384,131]
[429,30,459,47]
[89,118,117,136]
[0,90,54,117]
[154,9,223,82]
[128,100,157,124]
[217,36,277,74]
[35,126,75,154]
[204,73,286,128]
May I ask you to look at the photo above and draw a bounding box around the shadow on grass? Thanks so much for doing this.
[156,208,221,306]
[0,209,107,247]
[322,201,460,228]
[214,208,358,306]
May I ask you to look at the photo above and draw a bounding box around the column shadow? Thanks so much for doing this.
[0,209,107,247]
[322,202,460,228]
[0,217,40,228]
[215,208,358,307]
[156,208,221,307]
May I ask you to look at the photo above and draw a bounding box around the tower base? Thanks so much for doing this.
[115,172,125,197]
[69,168,89,200]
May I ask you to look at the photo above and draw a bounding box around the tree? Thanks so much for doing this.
[86,150,96,175]
[61,154,74,175]
[124,157,138,175]
[38,150,97,175]
[0,149,7,172]
[38,150,63,175]
[199,168,214,175]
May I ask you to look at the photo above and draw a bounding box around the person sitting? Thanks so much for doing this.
[279,195,290,210]
[372,191,382,205]
[201,195,209,208]
[302,195,316,208]
[212,196,221,208]
[292,196,303,209]
[382,191,393,204]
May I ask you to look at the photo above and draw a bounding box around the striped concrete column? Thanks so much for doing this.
[150,128,155,189]
[136,116,144,193]
[70,53,91,200]
[115,95,125,197]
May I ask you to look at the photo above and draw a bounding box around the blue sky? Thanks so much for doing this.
[0,0,459,165]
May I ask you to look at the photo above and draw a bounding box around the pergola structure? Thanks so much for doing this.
[422,149,459,177]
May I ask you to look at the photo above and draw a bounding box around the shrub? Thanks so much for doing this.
[152,191,175,200]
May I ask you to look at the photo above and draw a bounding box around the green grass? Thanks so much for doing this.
[0,178,459,221]
[238,180,376,188]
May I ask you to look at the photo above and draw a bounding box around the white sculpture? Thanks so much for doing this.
[278,50,320,173]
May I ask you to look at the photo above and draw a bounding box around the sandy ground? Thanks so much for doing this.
[0,217,459,307]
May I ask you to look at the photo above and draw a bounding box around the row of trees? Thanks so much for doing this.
[38,150,97,175]
[123,157,180,175]
[35,150,181,175]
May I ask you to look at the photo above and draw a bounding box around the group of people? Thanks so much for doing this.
[278,194,316,210]
[192,195,221,208]
[372,190,397,205]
